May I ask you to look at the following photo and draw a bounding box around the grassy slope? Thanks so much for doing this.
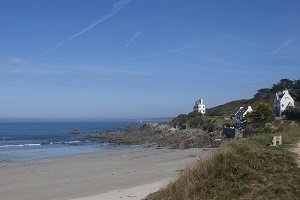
[206,99,249,117]
[206,97,273,117]
[145,124,300,200]
[169,97,274,131]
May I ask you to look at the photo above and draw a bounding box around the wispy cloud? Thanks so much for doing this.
[272,39,293,54]
[11,67,63,75]
[0,57,28,66]
[126,30,141,47]
[224,33,260,48]
[0,57,29,73]
[37,0,132,58]
[209,29,261,48]
[9,57,28,65]
[132,45,198,60]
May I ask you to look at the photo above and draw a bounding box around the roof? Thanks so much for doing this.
[235,107,249,116]
[275,89,294,101]
[195,99,204,105]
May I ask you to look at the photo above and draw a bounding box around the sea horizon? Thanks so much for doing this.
[0,119,168,162]
[0,117,173,123]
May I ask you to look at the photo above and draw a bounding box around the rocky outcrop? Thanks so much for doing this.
[86,122,223,149]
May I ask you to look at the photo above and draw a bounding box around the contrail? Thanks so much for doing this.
[272,40,293,54]
[126,30,141,47]
[37,0,132,58]
[132,45,199,60]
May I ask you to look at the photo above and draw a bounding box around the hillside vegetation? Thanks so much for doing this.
[169,112,229,132]
[209,79,300,117]
[145,78,300,200]
[207,78,300,117]
[205,99,261,118]
[145,123,300,200]
[170,78,300,130]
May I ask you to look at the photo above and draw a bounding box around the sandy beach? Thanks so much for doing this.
[0,147,212,200]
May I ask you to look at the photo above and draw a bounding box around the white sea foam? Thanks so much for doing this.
[0,143,41,148]
[64,141,80,144]
[0,141,83,148]
[24,143,41,147]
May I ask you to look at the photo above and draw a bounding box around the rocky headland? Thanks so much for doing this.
[86,122,223,149]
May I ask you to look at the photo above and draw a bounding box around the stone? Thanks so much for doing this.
[272,134,282,146]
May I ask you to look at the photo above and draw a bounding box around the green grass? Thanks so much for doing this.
[206,97,273,117]
[249,121,300,146]
[206,99,250,117]
[282,126,300,145]
[169,113,230,131]
[145,126,300,200]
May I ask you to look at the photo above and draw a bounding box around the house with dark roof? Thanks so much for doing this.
[234,106,253,128]
[273,89,295,117]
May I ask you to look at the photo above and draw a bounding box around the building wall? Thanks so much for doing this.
[273,100,280,116]
[193,99,206,114]
[234,106,252,126]
[273,90,295,116]
[280,92,295,112]
[194,104,205,114]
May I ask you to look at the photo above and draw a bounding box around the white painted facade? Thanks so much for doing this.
[273,89,295,117]
[193,99,206,114]
[234,106,253,128]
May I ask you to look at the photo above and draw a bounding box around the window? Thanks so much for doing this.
[282,104,284,107]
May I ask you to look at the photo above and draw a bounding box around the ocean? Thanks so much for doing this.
[0,120,141,161]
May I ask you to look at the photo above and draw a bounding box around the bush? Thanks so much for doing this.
[264,123,276,133]
[283,108,300,120]
[187,112,203,119]
[246,102,274,123]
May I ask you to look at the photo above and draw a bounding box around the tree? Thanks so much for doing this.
[282,108,300,120]
[293,80,300,101]
[271,78,294,92]
[254,88,272,99]
[246,103,274,123]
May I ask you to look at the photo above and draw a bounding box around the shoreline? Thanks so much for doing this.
[0,146,213,200]
[0,141,149,163]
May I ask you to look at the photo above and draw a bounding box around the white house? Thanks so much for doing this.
[193,99,206,114]
[273,89,295,117]
[234,106,253,128]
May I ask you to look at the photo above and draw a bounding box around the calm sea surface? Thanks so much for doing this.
[0,120,141,161]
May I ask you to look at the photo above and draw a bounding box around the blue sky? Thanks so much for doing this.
[0,0,299,119]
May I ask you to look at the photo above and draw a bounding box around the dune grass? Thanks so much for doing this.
[145,127,300,200]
